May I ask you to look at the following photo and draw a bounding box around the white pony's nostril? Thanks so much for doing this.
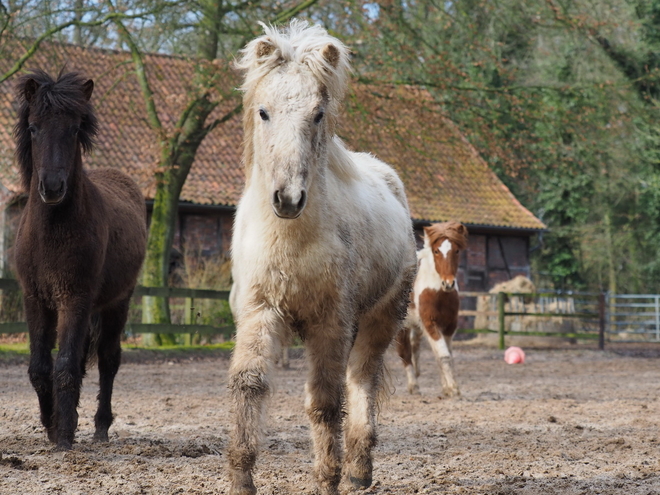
[297,190,307,209]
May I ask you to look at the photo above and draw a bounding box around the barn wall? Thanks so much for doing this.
[172,211,233,258]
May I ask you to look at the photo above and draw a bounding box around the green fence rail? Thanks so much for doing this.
[455,291,606,350]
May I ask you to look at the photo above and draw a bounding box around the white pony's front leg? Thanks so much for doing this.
[228,306,282,495]
[345,298,404,489]
[304,317,352,495]
[425,331,460,397]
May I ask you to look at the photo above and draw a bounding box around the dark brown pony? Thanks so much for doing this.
[13,70,147,450]
[397,221,468,397]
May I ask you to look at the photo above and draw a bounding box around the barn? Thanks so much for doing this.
[0,41,545,292]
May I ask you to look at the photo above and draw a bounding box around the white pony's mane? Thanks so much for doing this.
[235,20,357,183]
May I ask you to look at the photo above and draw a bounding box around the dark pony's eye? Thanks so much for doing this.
[259,109,269,121]
[314,111,325,124]
[28,123,37,136]
[70,125,80,136]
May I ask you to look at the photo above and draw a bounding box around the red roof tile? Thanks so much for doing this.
[0,41,544,231]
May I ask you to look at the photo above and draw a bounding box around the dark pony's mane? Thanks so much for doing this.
[13,70,98,191]
[425,221,468,250]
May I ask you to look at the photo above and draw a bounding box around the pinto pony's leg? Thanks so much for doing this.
[53,302,91,450]
[26,297,58,443]
[395,326,419,395]
[228,308,281,495]
[425,329,460,398]
[410,323,422,378]
[93,297,129,442]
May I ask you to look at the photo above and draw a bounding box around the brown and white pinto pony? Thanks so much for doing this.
[397,221,468,397]
[228,21,416,495]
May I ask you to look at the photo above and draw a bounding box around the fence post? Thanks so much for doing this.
[598,292,606,350]
[498,292,505,350]
[184,297,194,346]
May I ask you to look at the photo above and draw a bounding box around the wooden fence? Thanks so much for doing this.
[457,291,606,350]
[0,278,609,349]
[0,278,236,340]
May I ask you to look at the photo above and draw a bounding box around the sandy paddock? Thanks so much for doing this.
[1,342,660,494]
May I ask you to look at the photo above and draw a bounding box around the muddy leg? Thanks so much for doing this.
[228,308,281,495]
[345,312,398,489]
[304,329,350,495]
[94,298,129,442]
[26,297,57,443]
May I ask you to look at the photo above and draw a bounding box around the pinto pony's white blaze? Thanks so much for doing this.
[439,239,452,258]
[396,221,468,397]
[228,21,417,495]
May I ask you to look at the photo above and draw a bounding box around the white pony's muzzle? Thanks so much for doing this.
[272,187,307,219]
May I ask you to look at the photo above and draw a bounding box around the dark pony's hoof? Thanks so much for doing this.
[46,427,58,444]
[93,431,109,443]
[53,441,73,452]
[349,475,373,489]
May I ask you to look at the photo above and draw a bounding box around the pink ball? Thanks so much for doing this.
[504,346,525,364]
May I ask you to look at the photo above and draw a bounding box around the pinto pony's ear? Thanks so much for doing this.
[82,79,94,101]
[457,224,468,237]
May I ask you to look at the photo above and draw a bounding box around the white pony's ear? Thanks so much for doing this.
[322,43,340,69]
[255,39,277,61]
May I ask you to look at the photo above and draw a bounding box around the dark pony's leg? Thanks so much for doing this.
[93,297,129,442]
[53,300,91,450]
[25,296,58,443]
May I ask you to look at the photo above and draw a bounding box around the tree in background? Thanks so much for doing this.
[337,0,660,293]
[108,0,319,344]
[3,0,660,311]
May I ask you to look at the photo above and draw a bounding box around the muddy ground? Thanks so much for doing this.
[1,342,660,494]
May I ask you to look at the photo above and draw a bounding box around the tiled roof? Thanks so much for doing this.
[0,41,545,231]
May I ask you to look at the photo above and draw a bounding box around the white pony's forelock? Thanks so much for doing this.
[235,19,351,106]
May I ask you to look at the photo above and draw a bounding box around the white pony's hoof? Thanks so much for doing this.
[407,383,420,395]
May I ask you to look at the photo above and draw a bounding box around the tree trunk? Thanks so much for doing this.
[141,96,219,345]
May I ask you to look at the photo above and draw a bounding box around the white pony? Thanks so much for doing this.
[227,21,417,495]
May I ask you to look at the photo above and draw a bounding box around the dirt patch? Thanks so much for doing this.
[1,343,660,494]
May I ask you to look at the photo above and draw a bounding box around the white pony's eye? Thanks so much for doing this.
[259,109,269,121]
[314,111,324,124]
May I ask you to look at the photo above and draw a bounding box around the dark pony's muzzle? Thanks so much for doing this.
[38,176,67,205]
[272,188,307,219]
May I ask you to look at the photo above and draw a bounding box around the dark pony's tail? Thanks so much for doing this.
[86,312,102,365]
